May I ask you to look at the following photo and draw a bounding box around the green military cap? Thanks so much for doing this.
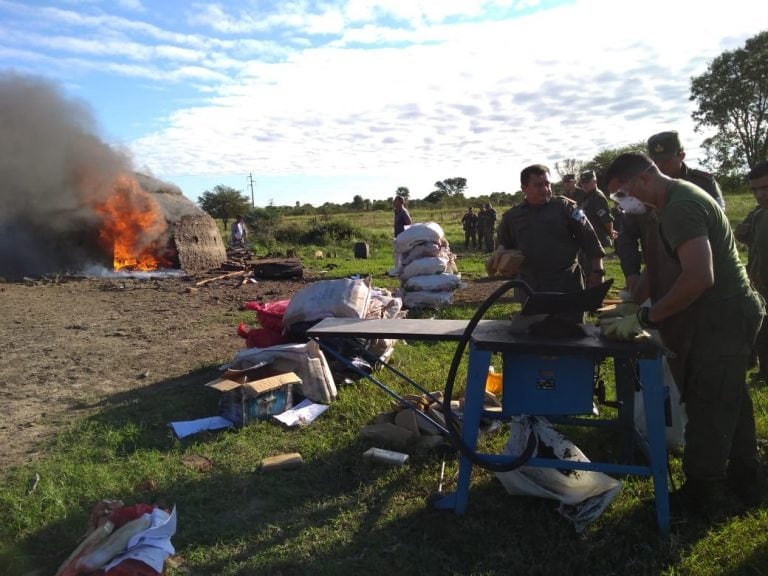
[562,174,576,182]
[647,130,683,160]
[579,170,595,183]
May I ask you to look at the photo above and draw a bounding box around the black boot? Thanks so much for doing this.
[727,461,766,508]
[669,477,742,520]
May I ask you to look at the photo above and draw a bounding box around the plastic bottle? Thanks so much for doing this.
[485,366,503,395]
[363,447,409,466]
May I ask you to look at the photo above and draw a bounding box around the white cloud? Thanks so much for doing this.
[0,0,763,204]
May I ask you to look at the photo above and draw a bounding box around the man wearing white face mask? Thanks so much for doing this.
[616,131,724,294]
[605,152,765,517]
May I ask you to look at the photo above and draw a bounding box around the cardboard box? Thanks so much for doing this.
[206,365,300,426]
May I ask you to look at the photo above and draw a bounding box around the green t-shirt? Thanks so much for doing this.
[660,180,751,306]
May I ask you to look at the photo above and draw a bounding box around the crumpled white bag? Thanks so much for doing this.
[495,416,622,532]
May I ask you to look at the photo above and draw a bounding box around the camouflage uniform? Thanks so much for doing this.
[461,208,478,249]
[497,196,604,294]
[480,204,497,252]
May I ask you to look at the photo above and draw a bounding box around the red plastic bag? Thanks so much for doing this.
[244,299,290,332]
[245,327,288,349]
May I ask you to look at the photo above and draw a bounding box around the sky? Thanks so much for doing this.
[0,0,764,208]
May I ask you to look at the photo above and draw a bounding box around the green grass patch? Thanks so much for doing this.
[3,192,767,575]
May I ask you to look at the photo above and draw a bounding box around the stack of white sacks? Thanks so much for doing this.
[394,222,463,309]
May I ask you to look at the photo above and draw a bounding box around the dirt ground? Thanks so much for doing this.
[0,270,505,472]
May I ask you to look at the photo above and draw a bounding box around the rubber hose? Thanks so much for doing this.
[442,279,538,472]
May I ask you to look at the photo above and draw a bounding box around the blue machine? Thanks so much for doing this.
[307,280,671,534]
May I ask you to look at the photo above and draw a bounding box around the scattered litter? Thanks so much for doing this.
[169,416,233,439]
[363,447,409,466]
[272,398,329,427]
[260,452,303,471]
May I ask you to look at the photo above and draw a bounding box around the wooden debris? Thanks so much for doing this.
[194,270,246,287]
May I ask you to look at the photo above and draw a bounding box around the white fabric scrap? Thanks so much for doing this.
[103,506,177,572]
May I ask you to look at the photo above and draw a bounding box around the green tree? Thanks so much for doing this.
[197,185,251,229]
[351,194,365,210]
[584,141,646,183]
[690,30,768,174]
[396,186,410,199]
[554,159,586,180]
[434,177,467,196]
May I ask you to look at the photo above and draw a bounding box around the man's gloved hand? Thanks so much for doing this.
[597,302,639,320]
[599,313,646,341]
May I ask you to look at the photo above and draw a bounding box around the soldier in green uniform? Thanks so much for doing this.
[562,173,586,203]
[616,131,725,294]
[461,206,478,250]
[743,161,768,380]
[605,153,765,514]
[577,170,615,280]
[476,205,487,252]
[481,202,497,252]
[497,164,605,297]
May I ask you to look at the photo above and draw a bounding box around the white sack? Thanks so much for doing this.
[495,416,622,533]
[634,353,687,453]
[283,278,371,330]
[227,340,337,403]
[395,222,445,253]
[404,273,463,292]
[402,290,454,309]
[400,256,450,281]
[400,242,442,267]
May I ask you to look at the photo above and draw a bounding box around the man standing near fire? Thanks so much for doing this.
[231,215,248,248]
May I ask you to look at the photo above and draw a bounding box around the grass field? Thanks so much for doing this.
[3,191,768,576]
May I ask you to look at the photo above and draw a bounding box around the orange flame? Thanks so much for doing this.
[93,174,171,271]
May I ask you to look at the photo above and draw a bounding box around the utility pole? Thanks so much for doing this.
[248,173,255,207]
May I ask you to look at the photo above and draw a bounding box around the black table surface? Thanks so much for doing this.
[306,318,662,359]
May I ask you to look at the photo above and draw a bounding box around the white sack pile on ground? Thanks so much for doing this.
[393,222,462,309]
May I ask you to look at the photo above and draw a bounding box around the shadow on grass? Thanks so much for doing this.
[9,363,768,576]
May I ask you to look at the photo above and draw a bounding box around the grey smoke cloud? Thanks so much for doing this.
[0,72,197,278]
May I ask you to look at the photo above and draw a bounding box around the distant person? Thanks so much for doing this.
[562,173,586,203]
[479,202,497,252]
[392,195,412,271]
[497,164,605,297]
[743,161,768,380]
[476,204,487,251]
[393,195,412,238]
[231,215,247,248]
[578,170,616,249]
[616,130,725,293]
[461,206,478,250]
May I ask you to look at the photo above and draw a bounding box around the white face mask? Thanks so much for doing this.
[612,194,647,215]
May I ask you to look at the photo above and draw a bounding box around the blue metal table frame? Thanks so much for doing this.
[307,318,670,534]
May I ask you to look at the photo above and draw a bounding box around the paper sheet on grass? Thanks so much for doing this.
[273,399,329,427]
[169,416,234,438]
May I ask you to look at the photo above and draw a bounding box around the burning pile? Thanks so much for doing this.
[0,72,225,278]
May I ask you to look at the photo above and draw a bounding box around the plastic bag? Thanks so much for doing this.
[495,416,621,532]
[244,299,290,332]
